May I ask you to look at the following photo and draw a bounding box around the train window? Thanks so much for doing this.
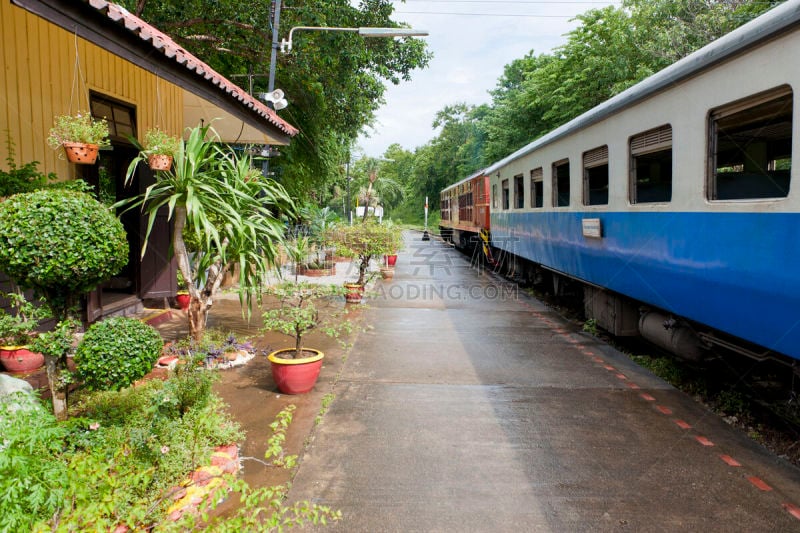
[709,87,792,200]
[502,179,510,210]
[552,159,570,207]
[514,174,524,208]
[630,125,672,203]
[530,167,543,208]
[492,184,498,209]
[583,146,609,206]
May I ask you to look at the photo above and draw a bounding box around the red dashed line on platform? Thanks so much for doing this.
[782,503,800,520]
[719,455,741,467]
[656,405,673,415]
[615,373,627,380]
[695,436,715,447]
[603,365,615,371]
[640,393,656,401]
[674,420,692,429]
[592,357,604,363]
[625,382,640,390]
[582,351,594,356]
[747,476,773,491]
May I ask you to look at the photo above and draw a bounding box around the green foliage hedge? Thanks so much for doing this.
[0,189,128,315]
[75,317,164,391]
[0,370,242,530]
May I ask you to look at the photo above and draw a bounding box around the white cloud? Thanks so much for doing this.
[355,1,619,158]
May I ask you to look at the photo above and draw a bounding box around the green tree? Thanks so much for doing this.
[118,0,431,204]
[121,124,295,341]
[0,190,128,418]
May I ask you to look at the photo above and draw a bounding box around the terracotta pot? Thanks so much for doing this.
[380,267,395,280]
[384,254,398,267]
[176,292,191,311]
[344,282,364,304]
[295,262,336,277]
[62,142,99,164]
[0,346,45,373]
[267,348,324,394]
[148,153,173,171]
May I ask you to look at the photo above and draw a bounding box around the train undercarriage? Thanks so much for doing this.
[446,230,798,374]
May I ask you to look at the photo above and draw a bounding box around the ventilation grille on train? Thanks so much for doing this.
[583,146,609,168]
[631,125,672,155]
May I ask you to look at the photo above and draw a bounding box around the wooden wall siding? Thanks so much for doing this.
[1,1,183,179]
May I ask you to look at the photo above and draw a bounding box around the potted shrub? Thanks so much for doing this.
[290,206,340,277]
[141,127,181,171]
[176,270,190,311]
[382,221,404,268]
[326,220,397,303]
[46,111,110,165]
[261,281,350,394]
[0,291,51,373]
[0,189,128,418]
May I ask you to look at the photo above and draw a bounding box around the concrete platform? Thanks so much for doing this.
[288,232,800,532]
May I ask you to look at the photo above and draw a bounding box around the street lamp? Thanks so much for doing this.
[281,27,429,53]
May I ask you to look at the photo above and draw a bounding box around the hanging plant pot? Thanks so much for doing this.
[267,348,324,394]
[62,142,99,165]
[148,153,173,171]
[175,292,191,311]
[0,346,45,373]
[344,282,364,304]
[384,254,398,267]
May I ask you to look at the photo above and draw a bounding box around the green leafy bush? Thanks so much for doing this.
[75,317,164,391]
[0,394,68,531]
[0,189,128,319]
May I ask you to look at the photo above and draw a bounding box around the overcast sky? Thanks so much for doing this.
[354,0,620,158]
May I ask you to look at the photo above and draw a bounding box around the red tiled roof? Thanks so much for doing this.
[87,0,297,137]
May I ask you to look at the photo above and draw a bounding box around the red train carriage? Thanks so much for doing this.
[439,170,490,250]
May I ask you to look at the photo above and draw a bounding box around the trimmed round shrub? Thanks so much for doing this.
[75,317,164,391]
[0,189,128,317]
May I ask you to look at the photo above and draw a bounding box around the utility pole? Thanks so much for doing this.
[268,0,282,94]
[263,0,282,179]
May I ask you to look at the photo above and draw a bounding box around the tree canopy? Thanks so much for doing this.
[120,0,431,202]
[380,0,786,221]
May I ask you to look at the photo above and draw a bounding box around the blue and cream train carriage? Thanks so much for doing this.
[456,1,800,364]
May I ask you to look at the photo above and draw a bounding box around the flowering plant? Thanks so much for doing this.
[46,112,110,149]
[142,127,181,157]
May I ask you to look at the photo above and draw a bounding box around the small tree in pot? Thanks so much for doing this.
[326,220,397,287]
[0,189,128,418]
[261,281,351,394]
[0,290,51,372]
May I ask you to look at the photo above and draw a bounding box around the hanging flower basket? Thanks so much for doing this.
[62,142,100,165]
[148,153,173,171]
[47,112,110,165]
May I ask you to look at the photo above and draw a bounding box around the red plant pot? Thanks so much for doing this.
[344,283,364,304]
[267,348,324,394]
[0,346,45,373]
[176,292,191,311]
[384,254,398,267]
[62,142,99,165]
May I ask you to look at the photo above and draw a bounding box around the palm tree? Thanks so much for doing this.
[121,124,295,340]
[355,157,403,222]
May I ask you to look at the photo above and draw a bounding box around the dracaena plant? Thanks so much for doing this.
[117,123,297,341]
